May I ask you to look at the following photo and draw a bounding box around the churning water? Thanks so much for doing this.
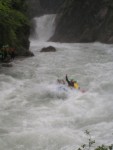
[0,15,113,150]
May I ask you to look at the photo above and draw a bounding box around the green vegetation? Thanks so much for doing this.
[0,0,30,55]
[78,130,113,150]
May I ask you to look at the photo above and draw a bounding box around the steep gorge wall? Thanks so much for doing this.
[51,0,113,43]
[39,0,65,14]
[27,0,42,18]
[27,0,64,17]
[27,0,113,43]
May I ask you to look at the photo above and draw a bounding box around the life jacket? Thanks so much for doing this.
[74,82,79,89]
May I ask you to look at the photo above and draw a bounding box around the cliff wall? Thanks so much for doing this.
[51,0,113,43]
[27,0,64,17]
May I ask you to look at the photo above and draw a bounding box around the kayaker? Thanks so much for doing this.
[65,74,80,89]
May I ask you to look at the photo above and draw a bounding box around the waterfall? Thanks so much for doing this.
[30,14,56,42]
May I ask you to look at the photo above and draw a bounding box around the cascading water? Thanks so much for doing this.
[30,14,56,42]
[0,14,113,150]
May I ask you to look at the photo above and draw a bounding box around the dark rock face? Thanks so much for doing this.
[51,0,113,43]
[27,0,42,18]
[39,0,65,14]
[40,46,56,52]
[16,24,31,56]
[27,0,65,17]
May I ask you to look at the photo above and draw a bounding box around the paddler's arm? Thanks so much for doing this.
[66,75,71,85]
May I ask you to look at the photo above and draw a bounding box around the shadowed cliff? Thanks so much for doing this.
[27,0,65,17]
[51,0,113,43]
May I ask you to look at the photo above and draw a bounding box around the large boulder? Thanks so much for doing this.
[40,46,56,52]
[24,51,34,57]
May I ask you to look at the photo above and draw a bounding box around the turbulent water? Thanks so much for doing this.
[0,15,113,150]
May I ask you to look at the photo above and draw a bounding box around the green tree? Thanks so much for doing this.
[0,0,30,54]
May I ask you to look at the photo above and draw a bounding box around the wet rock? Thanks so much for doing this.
[108,36,113,43]
[40,46,56,52]
[2,63,13,67]
[24,51,34,57]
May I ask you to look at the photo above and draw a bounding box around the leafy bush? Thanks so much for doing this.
[0,0,30,52]
[77,130,113,150]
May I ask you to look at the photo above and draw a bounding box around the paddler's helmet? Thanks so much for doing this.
[71,79,77,83]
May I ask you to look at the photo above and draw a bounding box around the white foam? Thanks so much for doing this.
[0,15,113,150]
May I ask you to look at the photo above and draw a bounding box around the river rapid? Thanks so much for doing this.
[0,15,113,150]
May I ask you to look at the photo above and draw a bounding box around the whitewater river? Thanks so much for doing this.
[0,15,113,150]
